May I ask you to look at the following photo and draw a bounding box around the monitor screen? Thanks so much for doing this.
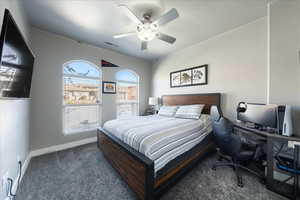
[237,103,278,129]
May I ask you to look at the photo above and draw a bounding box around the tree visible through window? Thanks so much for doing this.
[116,70,139,118]
[63,61,102,134]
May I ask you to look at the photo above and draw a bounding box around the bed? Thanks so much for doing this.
[97,93,221,200]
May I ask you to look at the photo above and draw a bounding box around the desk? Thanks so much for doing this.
[234,122,300,200]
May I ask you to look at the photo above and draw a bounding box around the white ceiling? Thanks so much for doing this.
[22,0,268,61]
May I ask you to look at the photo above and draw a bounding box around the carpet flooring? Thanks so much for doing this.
[16,143,286,200]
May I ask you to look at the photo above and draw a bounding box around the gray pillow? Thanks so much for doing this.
[175,104,205,119]
[158,106,178,117]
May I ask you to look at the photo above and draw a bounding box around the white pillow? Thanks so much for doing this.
[175,104,205,119]
[158,106,178,117]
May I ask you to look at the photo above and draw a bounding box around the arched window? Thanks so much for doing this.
[63,60,102,134]
[116,70,139,118]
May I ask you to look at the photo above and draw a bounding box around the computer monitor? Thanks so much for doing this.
[237,103,278,129]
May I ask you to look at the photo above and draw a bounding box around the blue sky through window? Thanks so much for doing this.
[116,70,138,82]
[64,61,101,78]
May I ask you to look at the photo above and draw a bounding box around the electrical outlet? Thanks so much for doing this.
[2,172,8,193]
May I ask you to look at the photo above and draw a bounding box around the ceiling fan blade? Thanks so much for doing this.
[113,32,136,39]
[119,4,142,24]
[141,41,148,51]
[158,33,176,44]
[154,8,179,26]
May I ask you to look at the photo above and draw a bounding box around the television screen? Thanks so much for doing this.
[0,9,34,98]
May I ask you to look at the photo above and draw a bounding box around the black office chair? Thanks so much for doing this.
[210,105,264,187]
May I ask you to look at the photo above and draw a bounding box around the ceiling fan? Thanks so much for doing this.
[114,5,179,50]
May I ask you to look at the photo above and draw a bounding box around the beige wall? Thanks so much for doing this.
[269,0,300,136]
[0,1,31,200]
[152,18,268,121]
[30,28,152,150]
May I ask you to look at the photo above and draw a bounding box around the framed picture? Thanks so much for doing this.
[170,71,181,87]
[102,81,116,94]
[192,65,207,85]
[170,65,208,88]
[180,69,192,85]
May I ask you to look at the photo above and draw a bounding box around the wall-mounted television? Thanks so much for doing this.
[0,9,34,98]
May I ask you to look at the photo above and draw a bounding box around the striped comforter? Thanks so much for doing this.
[103,114,212,173]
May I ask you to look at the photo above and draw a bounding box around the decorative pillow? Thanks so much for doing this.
[158,106,179,117]
[175,104,205,119]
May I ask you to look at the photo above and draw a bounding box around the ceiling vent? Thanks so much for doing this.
[104,42,119,48]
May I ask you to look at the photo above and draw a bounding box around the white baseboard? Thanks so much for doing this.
[30,137,97,158]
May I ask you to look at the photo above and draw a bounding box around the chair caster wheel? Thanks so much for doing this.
[260,178,266,184]
[212,166,216,171]
[237,176,243,187]
[238,182,244,188]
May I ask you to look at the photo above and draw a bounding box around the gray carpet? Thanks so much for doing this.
[16,143,286,200]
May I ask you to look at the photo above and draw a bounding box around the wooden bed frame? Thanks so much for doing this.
[97,93,221,200]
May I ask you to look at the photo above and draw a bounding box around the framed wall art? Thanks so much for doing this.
[102,81,116,94]
[170,65,208,88]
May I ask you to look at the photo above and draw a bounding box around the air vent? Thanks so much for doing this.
[104,42,119,48]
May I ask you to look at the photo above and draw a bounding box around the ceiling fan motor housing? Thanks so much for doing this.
[143,13,152,21]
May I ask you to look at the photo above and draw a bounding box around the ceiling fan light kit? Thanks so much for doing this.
[136,22,159,41]
[114,5,179,50]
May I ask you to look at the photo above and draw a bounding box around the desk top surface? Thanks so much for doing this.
[234,121,300,142]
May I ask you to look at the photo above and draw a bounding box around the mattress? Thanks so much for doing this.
[103,114,212,172]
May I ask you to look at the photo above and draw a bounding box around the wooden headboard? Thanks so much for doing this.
[162,93,221,114]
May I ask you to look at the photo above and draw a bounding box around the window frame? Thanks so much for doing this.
[62,60,102,135]
[116,69,140,118]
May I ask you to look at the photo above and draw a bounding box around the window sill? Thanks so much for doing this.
[63,127,98,135]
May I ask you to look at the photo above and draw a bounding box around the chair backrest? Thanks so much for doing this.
[210,106,241,157]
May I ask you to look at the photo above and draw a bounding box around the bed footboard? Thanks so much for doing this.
[97,128,155,200]
[97,128,215,200]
